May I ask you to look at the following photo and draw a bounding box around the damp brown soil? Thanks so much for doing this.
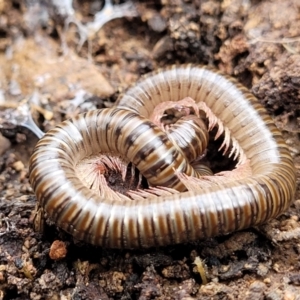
[1,0,300,299]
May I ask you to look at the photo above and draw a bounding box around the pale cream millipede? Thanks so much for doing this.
[29,65,296,248]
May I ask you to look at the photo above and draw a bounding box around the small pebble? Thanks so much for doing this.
[0,134,11,155]
[12,161,24,172]
[49,240,67,260]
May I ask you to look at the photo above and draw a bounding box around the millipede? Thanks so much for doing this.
[29,65,296,248]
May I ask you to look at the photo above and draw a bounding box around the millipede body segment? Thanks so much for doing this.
[29,65,296,249]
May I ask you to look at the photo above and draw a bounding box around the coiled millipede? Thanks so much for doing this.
[29,65,296,249]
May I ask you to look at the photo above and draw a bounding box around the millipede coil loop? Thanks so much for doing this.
[29,65,296,249]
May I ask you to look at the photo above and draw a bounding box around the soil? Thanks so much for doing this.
[1,0,300,299]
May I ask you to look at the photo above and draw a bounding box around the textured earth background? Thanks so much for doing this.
[1,0,300,299]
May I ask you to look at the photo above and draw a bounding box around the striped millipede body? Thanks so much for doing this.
[29,65,296,249]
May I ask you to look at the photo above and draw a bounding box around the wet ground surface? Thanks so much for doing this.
[1,0,300,299]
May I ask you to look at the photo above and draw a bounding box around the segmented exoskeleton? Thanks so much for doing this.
[29,65,296,248]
